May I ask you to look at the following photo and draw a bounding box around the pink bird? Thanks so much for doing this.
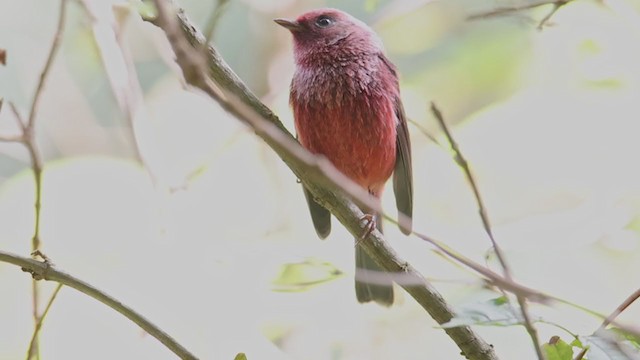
[275,8,413,305]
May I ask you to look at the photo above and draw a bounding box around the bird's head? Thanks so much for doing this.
[274,8,382,59]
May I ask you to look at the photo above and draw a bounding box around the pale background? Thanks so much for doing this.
[1,0,640,359]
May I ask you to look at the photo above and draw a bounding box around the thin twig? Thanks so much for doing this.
[5,1,69,359]
[537,1,567,29]
[599,288,640,331]
[9,102,27,132]
[150,2,498,359]
[0,134,24,143]
[26,284,63,359]
[203,0,230,44]
[574,347,587,360]
[0,103,25,140]
[27,0,67,132]
[0,251,199,360]
[574,288,640,360]
[407,118,442,146]
[468,0,573,29]
[430,104,509,273]
[430,103,544,359]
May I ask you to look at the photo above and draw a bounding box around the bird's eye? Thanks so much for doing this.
[315,15,334,28]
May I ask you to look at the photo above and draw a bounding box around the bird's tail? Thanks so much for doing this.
[354,216,394,306]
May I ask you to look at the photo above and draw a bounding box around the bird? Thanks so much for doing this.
[275,8,413,306]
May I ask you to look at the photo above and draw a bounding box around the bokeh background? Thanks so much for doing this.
[2,0,640,359]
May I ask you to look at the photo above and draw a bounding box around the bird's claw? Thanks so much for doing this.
[355,214,376,247]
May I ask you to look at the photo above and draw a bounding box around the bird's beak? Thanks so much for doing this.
[274,18,303,32]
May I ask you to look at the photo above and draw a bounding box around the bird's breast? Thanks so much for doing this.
[291,64,398,195]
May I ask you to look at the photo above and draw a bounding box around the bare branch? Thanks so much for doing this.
[27,0,67,131]
[575,287,640,359]
[599,288,640,331]
[537,1,568,29]
[430,103,543,359]
[1,2,70,359]
[9,102,27,132]
[0,134,24,143]
[468,0,574,29]
[203,0,230,44]
[0,250,199,360]
[407,118,442,146]
[26,284,63,359]
[0,101,24,142]
[430,104,508,272]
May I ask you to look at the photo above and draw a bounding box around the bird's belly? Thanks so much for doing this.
[294,100,397,195]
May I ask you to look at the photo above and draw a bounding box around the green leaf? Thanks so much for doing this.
[492,295,509,306]
[234,353,247,360]
[272,259,343,292]
[571,338,585,348]
[543,337,574,360]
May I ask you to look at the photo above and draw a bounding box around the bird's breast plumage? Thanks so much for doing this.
[290,53,398,196]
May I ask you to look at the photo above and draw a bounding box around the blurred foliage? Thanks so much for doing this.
[272,259,343,292]
[2,0,640,359]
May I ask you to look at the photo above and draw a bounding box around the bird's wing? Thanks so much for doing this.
[393,97,413,234]
[378,54,413,234]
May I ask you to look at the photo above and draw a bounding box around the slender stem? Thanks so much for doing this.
[468,0,573,22]
[599,288,640,331]
[430,103,544,359]
[18,1,68,358]
[26,284,63,359]
[27,0,67,132]
[203,0,230,44]
[0,251,199,360]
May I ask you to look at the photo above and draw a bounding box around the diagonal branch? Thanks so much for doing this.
[25,284,63,360]
[148,2,499,359]
[430,104,508,273]
[574,287,640,360]
[430,103,544,359]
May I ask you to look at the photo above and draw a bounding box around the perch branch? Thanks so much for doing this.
[430,103,543,359]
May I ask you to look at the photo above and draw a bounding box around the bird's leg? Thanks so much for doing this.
[359,213,376,240]
[355,189,379,246]
[355,213,376,248]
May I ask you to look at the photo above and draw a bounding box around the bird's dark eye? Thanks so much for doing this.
[315,15,334,28]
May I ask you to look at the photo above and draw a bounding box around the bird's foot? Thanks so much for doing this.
[356,214,376,247]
